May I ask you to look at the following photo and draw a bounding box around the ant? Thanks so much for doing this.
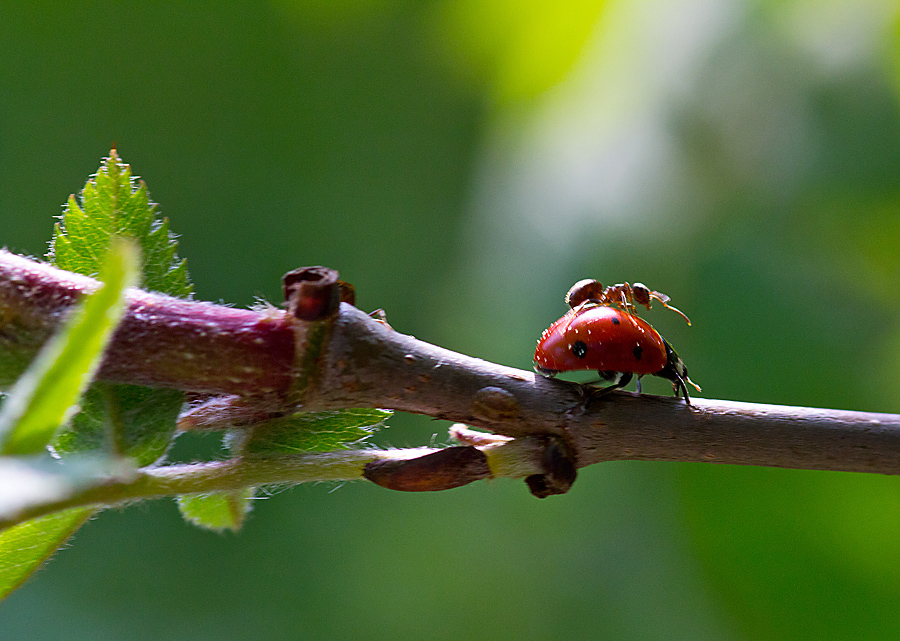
[563,279,692,325]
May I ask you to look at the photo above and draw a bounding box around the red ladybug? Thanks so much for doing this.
[534,304,699,403]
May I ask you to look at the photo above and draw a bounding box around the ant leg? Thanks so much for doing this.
[662,301,692,325]
[629,283,656,316]
[570,300,596,314]
[625,285,638,315]
[619,287,637,316]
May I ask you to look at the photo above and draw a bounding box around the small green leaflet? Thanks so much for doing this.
[49,150,190,466]
[49,149,192,297]
[0,508,94,601]
[179,409,390,532]
[176,490,255,533]
[243,409,392,455]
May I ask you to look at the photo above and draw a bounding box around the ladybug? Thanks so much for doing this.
[534,303,700,403]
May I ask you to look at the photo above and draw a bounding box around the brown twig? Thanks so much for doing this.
[2,250,900,503]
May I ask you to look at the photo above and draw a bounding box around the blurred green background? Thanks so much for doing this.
[3,0,900,638]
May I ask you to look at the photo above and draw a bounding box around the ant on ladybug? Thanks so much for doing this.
[564,279,692,325]
[534,279,700,403]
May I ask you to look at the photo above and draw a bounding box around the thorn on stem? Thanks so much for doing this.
[282,266,343,321]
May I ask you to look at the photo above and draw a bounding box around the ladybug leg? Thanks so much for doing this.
[671,363,701,403]
[669,369,701,405]
[588,371,633,399]
[672,375,689,403]
[635,376,642,395]
[656,371,692,404]
[656,340,699,404]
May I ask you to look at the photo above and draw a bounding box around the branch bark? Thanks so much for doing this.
[2,249,900,503]
[313,304,900,473]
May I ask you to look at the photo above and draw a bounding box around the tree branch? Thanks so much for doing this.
[310,303,900,476]
[2,250,900,505]
[0,438,549,528]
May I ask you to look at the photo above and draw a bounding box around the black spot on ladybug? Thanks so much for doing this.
[633,345,643,361]
[572,341,588,358]
[611,317,620,325]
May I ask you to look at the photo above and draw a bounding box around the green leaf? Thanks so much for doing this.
[243,408,391,455]
[0,454,136,600]
[49,149,192,297]
[53,383,183,467]
[0,507,94,600]
[0,455,134,526]
[47,150,190,464]
[178,409,388,531]
[0,151,195,602]
[177,424,257,531]
[0,240,139,455]
[176,490,255,533]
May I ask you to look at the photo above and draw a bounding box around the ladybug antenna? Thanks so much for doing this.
[681,366,702,393]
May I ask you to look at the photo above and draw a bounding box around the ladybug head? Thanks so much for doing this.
[654,340,701,402]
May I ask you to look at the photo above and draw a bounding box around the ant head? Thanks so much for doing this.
[631,282,651,306]
[565,279,604,308]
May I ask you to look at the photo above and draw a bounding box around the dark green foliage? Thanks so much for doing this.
[53,383,185,467]
[0,150,398,582]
